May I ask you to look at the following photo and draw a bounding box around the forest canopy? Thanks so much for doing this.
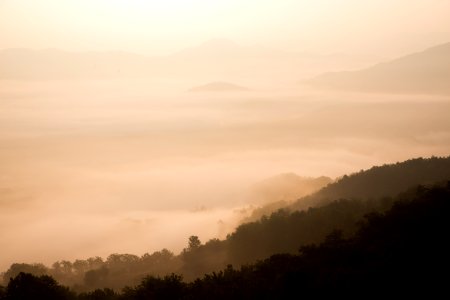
[1,156,449,293]
[1,180,448,299]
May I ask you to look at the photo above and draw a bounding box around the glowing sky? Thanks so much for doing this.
[1,0,450,270]
[1,0,449,56]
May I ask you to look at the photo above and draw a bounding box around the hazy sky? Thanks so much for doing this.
[1,0,449,56]
[1,0,450,272]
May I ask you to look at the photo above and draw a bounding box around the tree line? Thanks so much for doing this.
[1,181,448,299]
[1,156,449,291]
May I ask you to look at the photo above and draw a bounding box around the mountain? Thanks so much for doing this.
[136,183,450,298]
[3,183,448,298]
[3,157,450,289]
[244,156,450,224]
[307,42,450,95]
[163,39,381,81]
[0,40,381,81]
[183,156,450,277]
[290,156,450,211]
[169,39,269,59]
[0,48,151,80]
[169,183,450,298]
[189,82,249,92]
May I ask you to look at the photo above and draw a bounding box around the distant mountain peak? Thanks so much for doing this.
[189,81,249,92]
[307,41,450,95]
[198,38,240,49]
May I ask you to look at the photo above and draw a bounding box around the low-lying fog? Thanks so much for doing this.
[1,79,449,270]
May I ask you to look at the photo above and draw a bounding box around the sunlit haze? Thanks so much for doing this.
[0,0,449,281]
[1,0,450,56]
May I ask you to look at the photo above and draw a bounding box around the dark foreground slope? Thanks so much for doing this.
[2,182,448,299]
[181,182,450,299]
[219,156,450,268]
[246,157,450,223]
[2,157,449,289]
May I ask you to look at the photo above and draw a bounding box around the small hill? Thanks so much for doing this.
[307,42,450,95]
[243,174,332,222]
[188,82,249,92]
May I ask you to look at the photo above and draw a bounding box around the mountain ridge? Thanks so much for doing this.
[188,81,249,92]
[0,40,382,80]
[307,41,450,95]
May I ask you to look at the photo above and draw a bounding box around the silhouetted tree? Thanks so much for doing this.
[77,288,118,300]
[83,267,109,288]
[0,285,5,299]
[4,272,74,300]
[188,236,201,250]
[121,274,185,300]
[3,263,48,284]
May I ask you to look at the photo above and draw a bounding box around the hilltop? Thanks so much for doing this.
[188,82,249,92]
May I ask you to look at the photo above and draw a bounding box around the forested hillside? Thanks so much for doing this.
[290,156,450,210]
[244,157,450,222]
[1,157,449,291]
[1,182,448,299]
